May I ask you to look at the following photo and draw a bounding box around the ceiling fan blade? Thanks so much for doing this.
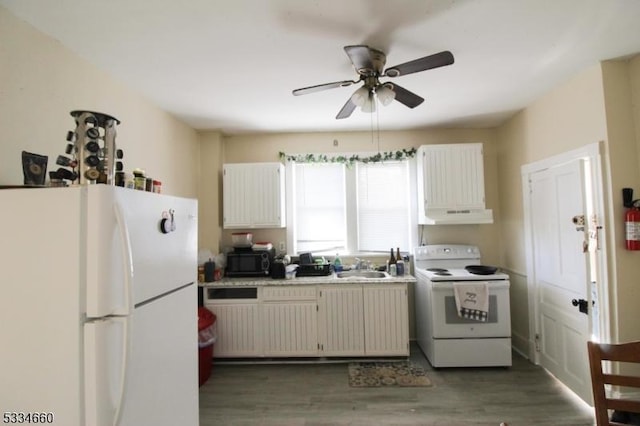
[292,80,356,96]
[388,83,424,108]
[336,98,357,119]
[384,51,454,77]
[344,45,374,75]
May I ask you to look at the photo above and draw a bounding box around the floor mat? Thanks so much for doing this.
[348,361,432,387]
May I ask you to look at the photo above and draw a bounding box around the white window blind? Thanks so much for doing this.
[289,157,413,255]
[356,161,411,252]
[294,163,346,253]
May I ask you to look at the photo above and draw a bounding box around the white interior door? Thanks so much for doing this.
[528,159,592,403]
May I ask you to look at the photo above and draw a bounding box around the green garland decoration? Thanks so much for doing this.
[279,147,416,167]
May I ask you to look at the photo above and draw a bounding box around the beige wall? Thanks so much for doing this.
[497,64,608,272]
[218,128,503,263]
[496,64,609,354]
[601,58,640,343]
[7,2,640,354]
[496,58,640,353]
[0,6,199,198]
[198,131,224,253]
[213,129,501,340]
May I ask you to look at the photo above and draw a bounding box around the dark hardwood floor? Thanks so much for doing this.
[199,343,595,425]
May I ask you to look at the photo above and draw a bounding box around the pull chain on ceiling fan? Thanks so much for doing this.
[292,45,455,119]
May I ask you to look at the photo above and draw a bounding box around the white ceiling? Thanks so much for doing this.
[3,0,640,135]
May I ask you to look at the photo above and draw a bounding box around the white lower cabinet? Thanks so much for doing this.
[317,285,365,356]
[208,303,261,357]
[363,285,410,356]
[205,282,409,358]
[261,286,318,356]
[204,287,261,357]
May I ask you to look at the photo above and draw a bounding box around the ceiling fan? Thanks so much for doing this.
[292,45,455,119]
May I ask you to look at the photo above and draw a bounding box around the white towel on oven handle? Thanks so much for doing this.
[453,282,489,322]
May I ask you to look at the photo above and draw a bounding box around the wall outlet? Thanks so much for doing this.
[279,241,286,252]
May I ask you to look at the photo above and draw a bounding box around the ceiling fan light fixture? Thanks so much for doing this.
[350,86,369,107]
[376,84,396,106]
[361,92,376,113]
[292,45,455,119]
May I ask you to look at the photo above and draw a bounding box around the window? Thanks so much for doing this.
[287,157,414,255]
[356,161,411,252]
[293,163,346,253]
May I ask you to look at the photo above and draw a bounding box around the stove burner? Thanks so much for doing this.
[433,271,452,276]
[426,268,449,273]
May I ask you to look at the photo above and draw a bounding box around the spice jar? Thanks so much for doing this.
[133,168,146,191]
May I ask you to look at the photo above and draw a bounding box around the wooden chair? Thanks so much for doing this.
[588,340,640,425]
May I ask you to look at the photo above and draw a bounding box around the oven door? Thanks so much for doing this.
[429,280,511,338]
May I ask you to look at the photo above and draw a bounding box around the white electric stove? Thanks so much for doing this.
[414,245,512,367]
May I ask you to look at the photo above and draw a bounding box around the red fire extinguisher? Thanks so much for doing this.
[626,204,640,250]
[622,188,640,250]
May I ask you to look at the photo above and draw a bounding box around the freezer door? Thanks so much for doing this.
[86,186,198,315]
[84,317,128,426]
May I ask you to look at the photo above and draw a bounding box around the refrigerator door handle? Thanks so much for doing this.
[113,315,131,426]
[84,316,131,426]
[114,202,134,315]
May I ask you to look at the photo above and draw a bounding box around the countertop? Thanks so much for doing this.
[199,273,416,287]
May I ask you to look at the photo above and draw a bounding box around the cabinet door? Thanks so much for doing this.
[262,302,318,356]
[419,143,485,210]
[317,286,364,356]
[205,303,262,357]
[363,284,409,356]
[251,164,285,227]
[223,163,285,229]
[222,165,254,228]
[455,143,486,210]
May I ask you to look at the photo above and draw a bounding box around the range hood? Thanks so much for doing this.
[419,208,494,225]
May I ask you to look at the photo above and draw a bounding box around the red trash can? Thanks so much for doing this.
[198,307,216,387]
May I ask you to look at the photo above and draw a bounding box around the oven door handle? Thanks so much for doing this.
[431,281,510,289]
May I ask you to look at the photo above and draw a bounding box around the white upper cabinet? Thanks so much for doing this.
[417,143,493,225]
[223,163,286,229]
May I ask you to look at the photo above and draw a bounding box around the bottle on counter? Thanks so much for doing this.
[333,253,343,273]
[387,248,396,273]
[402,254,410,275]
[204,259,215,283]
[396,247,405,276]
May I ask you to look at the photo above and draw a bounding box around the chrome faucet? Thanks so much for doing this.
[354,258,364,270]
[354,258,371,270]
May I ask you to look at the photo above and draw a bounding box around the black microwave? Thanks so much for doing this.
[225,248,275,277]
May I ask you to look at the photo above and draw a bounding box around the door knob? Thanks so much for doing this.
[571,298,593,315]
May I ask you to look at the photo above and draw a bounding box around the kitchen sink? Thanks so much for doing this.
[336,270,390,279]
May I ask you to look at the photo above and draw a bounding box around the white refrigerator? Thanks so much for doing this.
[0,185,199,426]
